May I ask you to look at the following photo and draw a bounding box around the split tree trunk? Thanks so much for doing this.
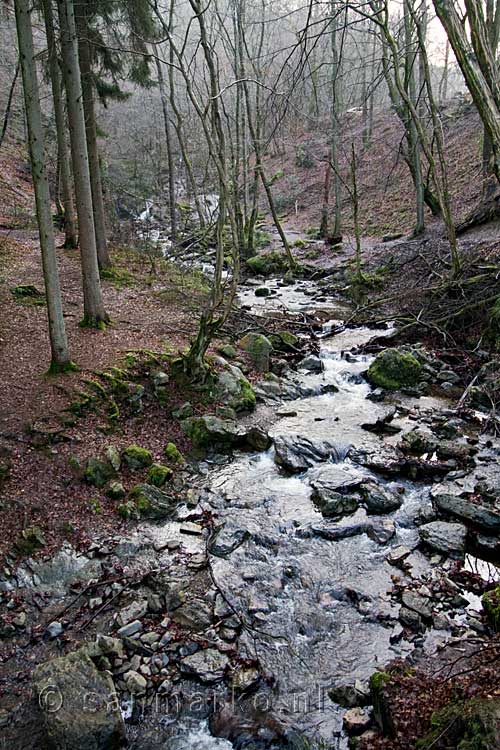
[42,0,77,249]
[57,0,109,326]
[14,0,72,371]
[154,44,178,244]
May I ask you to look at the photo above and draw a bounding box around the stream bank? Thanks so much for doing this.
[0,267,499,750]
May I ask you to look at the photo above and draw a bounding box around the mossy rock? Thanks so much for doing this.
[121,445,153,470]
[269,331,299,351]
[367,348,422,391]
[11,284,45,306]
[181,415,241,450]
[239,333,273,373]
[84,457,116,488]
[128,483,177,520]
[246,252,289,276]
[147,463,173,487]
[417,697,500,749]
[215,363,256,412]
[370,671,394,737]
[217,344,237,359]
[106,481,126,500]
[14,526,46,555]
[255,286,271,298]
[164,442,185,464]
[482,585,500,632]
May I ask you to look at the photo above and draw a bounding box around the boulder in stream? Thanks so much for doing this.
[33,647,125,750]
[419,520,467,558]
[433,493,500,534]
[274,434,349,472]
[181,415,243,450]
[366,348,422,391]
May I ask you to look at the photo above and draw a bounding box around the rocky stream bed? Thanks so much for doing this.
[0,270,499,750]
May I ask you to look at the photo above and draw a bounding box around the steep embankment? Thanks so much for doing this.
[261,102,483,237]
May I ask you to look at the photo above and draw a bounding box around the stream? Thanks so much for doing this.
[159,275,491,748]
[5,270,498,750]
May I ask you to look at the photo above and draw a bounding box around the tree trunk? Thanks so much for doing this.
[57,0,109,326]
[433,0,500,184]
[42,0,77,249]
[14,0,72,371]
[329,0,342,239]
[0,59,20,149]
[404,0,425,235]
[154,44,177,244]
[75,2,111,269]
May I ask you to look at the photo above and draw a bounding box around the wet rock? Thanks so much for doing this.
[181,415,243,450]
[419,521,467,558]
[367,519,396,544]
[298,354,323,373]
[255,286,270,297]
[343,707,372,735]
[401,591,432,620]
[386,545,411,566]
[399,429,437,455]
[209,526,250,557]
[367,348,422,391]
[329,680,370,708]
[359,482,402,514]
[311,489,359,518]
[433,493,500,534]
[33,647,125,750]
[230,666,260,693]
[361,409,401,435]
[239,332,273,372]
[303,521,371,542]
[245,426,272,451]
[125,670,147,695]
[274,434,349,472]
[179,648,229,683]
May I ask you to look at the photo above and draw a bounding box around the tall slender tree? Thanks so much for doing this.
[57,0,109,327]
[42,0,77,249]
[14,0,73,371]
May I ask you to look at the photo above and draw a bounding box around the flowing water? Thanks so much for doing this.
[165,277,460,747]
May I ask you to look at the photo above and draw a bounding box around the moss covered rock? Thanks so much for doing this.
[181,415,241,450]
[215,363,256,412]
[269,331,299,351]
[482,585,500,632]
[417,696,500,749]
[84,457,116,488]
[239,332,273,373]
[246,252,289,276]
[147,463,173,487]
[122,445,153,470]
[33,646,125,750]
[370,671,394,737]
[217,344,237,359]
[106,481,126,500]
[367,348,422,391]
[164,442,185,464]
[15,526,46,555]
[128,483,177,520]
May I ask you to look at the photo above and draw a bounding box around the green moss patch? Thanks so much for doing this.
[164,442,185,464]
[147,463,173,487]
[121,445,153,470]
[367,348,422,391]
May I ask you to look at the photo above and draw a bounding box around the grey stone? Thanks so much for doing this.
[46,621,63,638]
[117,620,143,638]
[401,591,432,620]
[298,355,323,373]
[125,670,147,695]
[33,647,125,749]
[118,600,147,626]
[179,648,230,683]
[419,521,467,557]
